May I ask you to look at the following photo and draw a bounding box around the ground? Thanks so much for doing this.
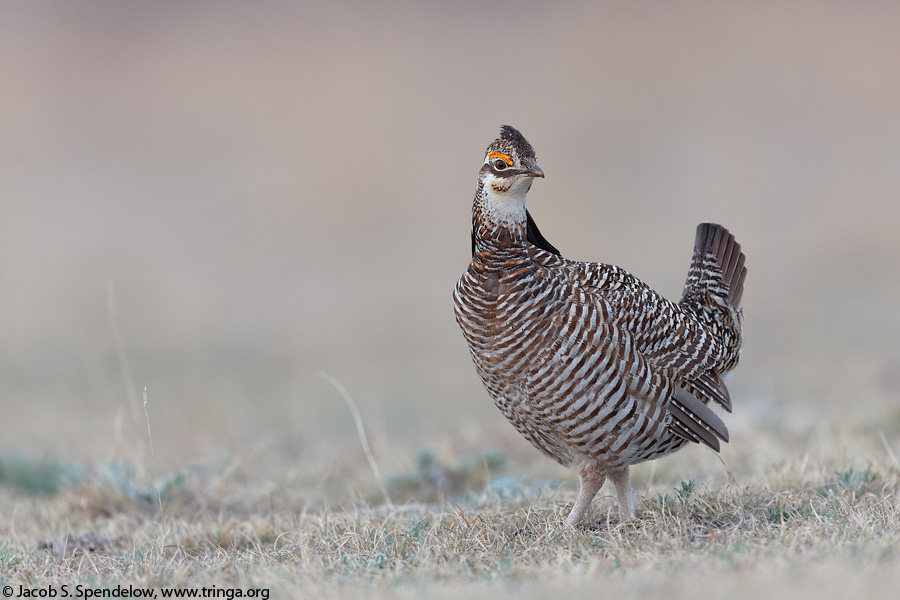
[2,407,899,599]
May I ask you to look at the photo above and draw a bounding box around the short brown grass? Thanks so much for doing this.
[2,423,899,600]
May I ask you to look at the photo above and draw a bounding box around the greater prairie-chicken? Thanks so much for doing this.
[453,126,746,525]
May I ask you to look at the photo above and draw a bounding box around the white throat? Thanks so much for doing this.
[479,174,531,229]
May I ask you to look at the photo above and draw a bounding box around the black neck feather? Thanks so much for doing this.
[471,209,562,257]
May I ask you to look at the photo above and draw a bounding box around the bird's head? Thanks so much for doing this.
[479,125,544,197]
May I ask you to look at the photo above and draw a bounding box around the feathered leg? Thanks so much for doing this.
[566,464,605,526]
[609,466,636,520]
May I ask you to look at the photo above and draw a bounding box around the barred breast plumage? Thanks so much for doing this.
[453,126,746,525]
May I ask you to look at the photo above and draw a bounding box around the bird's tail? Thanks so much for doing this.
[680,223,746,379]
[681,222,746,311]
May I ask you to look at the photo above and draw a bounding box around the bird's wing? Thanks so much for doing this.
[540,259,734,424]
[565,261,724,377]
[527,281,728,452]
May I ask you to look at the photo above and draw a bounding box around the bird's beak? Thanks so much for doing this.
[523,165,545,178]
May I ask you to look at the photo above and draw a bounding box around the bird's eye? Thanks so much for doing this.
[493,159,508,170]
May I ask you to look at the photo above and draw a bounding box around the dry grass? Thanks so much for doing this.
[2,424,899,599]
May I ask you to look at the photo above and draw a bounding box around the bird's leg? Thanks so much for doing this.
[609,465,636,521]
[566,464,605,526]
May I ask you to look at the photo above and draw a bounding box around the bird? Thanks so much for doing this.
[453,126,746,525]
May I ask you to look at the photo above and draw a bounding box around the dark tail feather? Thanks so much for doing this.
[686,371,732,413]
[683,222,747,309]
[670,386,729,452]
[732,260,747,307]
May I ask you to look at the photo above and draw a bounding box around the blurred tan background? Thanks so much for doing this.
[2,1,899,473]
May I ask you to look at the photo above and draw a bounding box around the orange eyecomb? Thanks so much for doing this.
[488,152,513,166]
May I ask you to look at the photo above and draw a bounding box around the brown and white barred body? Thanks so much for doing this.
[453,126,746,525]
